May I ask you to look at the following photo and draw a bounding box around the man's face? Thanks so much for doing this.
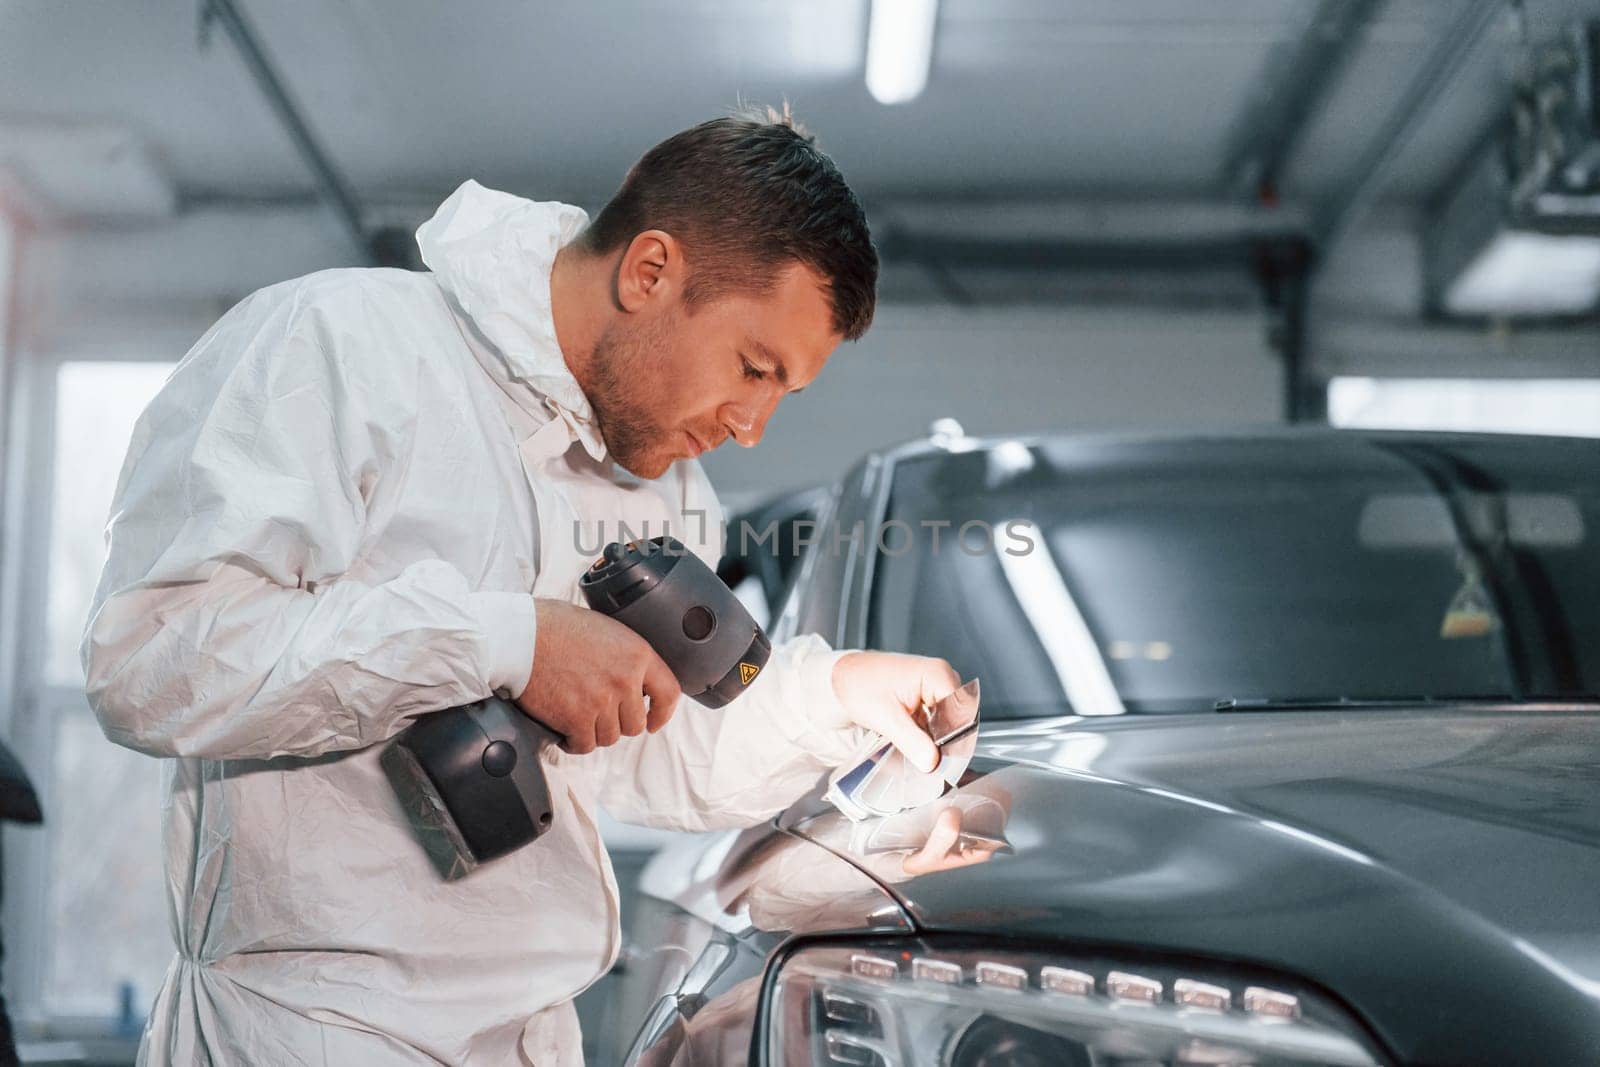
[587,260,841,479]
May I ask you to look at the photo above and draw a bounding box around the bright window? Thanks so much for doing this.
[47,363,176,685]
[40,361,175,1018]
[1328,377,1600,438]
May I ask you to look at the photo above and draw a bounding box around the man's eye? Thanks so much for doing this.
[740,359,765,381]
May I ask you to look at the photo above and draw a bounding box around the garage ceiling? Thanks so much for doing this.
[1,0,1592,219]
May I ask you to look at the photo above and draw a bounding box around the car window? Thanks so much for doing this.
[869,435,1600,718]
[783,470,864,648]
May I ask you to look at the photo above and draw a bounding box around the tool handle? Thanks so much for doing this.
[518,714,566,751]
[395,698,558,864]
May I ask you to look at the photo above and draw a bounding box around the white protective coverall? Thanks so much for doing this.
[82,180,867,1066]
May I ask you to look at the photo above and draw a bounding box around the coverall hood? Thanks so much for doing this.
[416,179,607,462]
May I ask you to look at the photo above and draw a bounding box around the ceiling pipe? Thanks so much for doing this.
[1313,0,1508,261]
[1219,0,1383,200]
[199,0,392,266]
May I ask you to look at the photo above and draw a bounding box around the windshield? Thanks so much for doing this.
[868,433,1600,719]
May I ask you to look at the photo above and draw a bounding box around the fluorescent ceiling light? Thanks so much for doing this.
[1443,230,1600,316]
[865,0,938,105]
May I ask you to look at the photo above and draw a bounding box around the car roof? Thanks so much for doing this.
[870,423,1600,468]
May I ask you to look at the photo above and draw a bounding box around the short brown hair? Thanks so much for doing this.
[584,105,878,340]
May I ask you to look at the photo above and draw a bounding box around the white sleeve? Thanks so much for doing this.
[81,284,534,761]
[589,464,865,832]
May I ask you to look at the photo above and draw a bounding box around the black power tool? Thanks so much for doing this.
[386,536,771,867]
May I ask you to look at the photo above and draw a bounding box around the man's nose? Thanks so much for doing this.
[720,397,777,448]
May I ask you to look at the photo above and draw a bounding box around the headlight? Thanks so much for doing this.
[764,941,1385,1066]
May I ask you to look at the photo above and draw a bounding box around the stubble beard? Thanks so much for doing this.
[587,315,674,479]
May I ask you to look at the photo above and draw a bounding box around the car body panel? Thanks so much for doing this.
[617,827,912,1065]
[638,823,915,946]
[780,709,1600,1064]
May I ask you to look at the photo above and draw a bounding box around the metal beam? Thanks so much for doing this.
[1313,0,1507,258]
[875,229,1303,274]
[872,197,1312,245]
[1316,315,1600,377]
[1221,0,1384,198]
[0,220,26,742]
[1248,237,1318,421]
[200,0,379,266]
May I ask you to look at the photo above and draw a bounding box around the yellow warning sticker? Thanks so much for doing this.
[739,661,760,686]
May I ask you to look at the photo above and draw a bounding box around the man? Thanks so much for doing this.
[81,108,955,1065]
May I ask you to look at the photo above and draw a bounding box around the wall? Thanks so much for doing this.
[701,304,1286,503]
[18,206,361,359]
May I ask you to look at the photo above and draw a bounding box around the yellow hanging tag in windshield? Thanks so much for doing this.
[1440,558,1497,639]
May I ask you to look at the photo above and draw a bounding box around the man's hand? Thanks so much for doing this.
[513,599,682,754]
[900,806,1004,877]
[830,651,962,774]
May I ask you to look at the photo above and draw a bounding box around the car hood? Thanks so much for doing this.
[781,708,1600,1066]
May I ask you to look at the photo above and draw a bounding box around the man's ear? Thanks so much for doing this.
[616,229,681,312]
